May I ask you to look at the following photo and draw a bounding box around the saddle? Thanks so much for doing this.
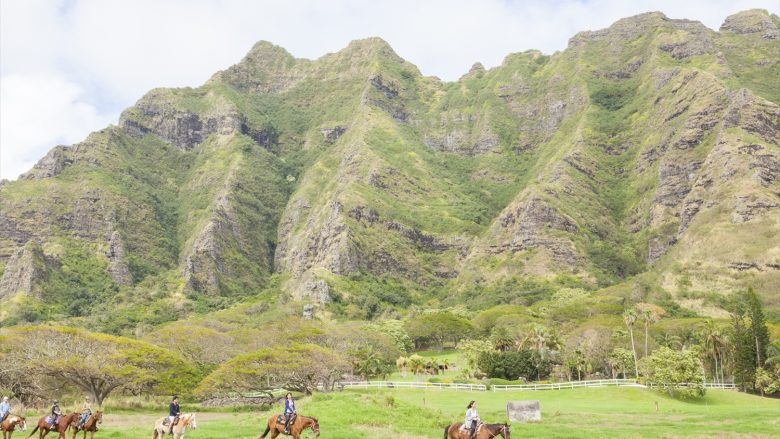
[276,413,296,425]
[46,415,59,426]
[163,416,178,427]
[459,422,483,435]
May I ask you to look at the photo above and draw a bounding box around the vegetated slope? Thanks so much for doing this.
[0,9,777,332]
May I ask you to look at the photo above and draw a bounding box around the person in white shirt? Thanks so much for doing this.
[464,400,480,439]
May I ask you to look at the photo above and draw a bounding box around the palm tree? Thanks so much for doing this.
[699,320,726,385]
[623,308,640,378]
[639,306,661,357]
[523,325,562,381]
[408,354,425,376]
[574,348,586,381]
[396,356,409,377]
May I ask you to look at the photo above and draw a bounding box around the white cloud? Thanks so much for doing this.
[0,74,114,180]
[1,0,777,179]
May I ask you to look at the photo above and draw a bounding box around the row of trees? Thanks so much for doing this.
[448,288,776,398]
[0,319,403,405]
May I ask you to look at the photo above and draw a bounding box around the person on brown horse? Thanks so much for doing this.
[26,410,78,439]
[465,401,480,439]
[70,410,101,439]
[76,397,94,432]
[48,401,61,431]
[282,393,296,434]
[260,413,319,439]
[443,422,510,439]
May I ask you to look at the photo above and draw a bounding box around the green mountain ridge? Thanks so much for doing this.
[0,9,778,332]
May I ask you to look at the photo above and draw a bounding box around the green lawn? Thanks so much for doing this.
[26,388,779,438]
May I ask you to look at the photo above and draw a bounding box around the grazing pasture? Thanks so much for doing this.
[26,388,778,438]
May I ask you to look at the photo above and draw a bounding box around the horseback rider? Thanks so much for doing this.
[167,395,181,435]
[50,400,62,428]
[465,400,480,439]
[0,396,10,423]
[283,393,297,434]
[79,396,93,429]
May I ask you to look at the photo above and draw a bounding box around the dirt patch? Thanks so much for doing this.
[355,424,431,439]
[103,412,242,429]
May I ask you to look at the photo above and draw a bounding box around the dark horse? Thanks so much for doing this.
[444,422,510,439]
[260,414,320,439]
[26,412,78,439]
[1,415,26,439]
[69,411,102,439]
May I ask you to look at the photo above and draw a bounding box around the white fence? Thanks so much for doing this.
[338,381,487,391]
[492,379,641,391]
[492,379,738,391]
[647,382,737,390]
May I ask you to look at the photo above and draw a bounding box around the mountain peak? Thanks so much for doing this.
[215,40,300,92]
[720,9,779,36]
[568,11,712,47]
[340,37,404,62]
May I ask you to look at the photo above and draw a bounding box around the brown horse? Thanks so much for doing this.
[444,422,510,439]
[259,414,320,439]
[26,413,78,439]
[1,415,27,439]
[69,411,101,439]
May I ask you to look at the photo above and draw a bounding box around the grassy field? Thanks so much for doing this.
[21,388,779,438]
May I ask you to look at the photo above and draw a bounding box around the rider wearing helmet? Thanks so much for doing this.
[168,395,181,434]
[50,400,62,428]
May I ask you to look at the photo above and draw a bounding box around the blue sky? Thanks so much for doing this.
[1,0,777,180]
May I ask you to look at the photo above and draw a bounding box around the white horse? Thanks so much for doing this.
[151,413,196,439]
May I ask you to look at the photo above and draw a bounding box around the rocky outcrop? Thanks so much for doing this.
[119,93,245,150]
[320,126,347,143]
[0,243,48,299]
[106,231,133,286]
[720,9,779,39]
[20,146,73,180]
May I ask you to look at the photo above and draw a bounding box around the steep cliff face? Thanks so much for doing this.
[0,10,778,330]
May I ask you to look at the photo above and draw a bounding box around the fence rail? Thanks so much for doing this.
[492,379,641,391]
[647,382,737,390]
[248,379,736,396]
[338,381,487,391]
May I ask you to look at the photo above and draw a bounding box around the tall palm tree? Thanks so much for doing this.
[623,308,640,378]
[640,307,660,357]
[699,320,725,385]
[396,356,409,377]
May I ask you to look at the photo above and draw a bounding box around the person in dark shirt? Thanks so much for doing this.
[167,396,181,435]
[50,400,62,428]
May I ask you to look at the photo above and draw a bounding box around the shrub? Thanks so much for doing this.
[478,350,537,381]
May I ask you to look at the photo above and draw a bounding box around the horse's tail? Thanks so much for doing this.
[26,424,39,438]
[443,423,450,439]
[260,424,271,439]
[152,427,159,439]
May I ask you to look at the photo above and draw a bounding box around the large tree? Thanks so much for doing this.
[732,287,770,392]
[195,343,350,397]
[404,312,473,350]
[642,347,705,399]
[744,287,769,368]
[2,326,197,406]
